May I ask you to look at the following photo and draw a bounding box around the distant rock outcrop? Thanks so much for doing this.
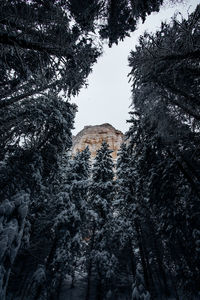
[72,123,124,161]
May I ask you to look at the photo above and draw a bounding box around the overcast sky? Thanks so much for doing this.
[72,0,199,135]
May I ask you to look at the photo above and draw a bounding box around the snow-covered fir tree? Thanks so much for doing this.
[85,141,117,300]
[113,143,137,296]
[131,268,150,300]
[47,147,91,299]
[14,147,91,300]
[1,2,200,299]
[0,94,76,300]
[125,102,200,298]
[126,7,200,297]
[115,143,132,216]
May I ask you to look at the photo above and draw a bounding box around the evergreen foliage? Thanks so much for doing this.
[48,147,91,298]
[0,0,101,107]
[1,1,200,299]
[85,142,116,300]
[128,4,200,123]
[0,93,76,300]
[7,147,91,300]
[125,6,200,298]
[68,0,165,46]
[0,0,98,297]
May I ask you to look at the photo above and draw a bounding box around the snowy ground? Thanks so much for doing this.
[59,274,131,300]
[59,277,87,300]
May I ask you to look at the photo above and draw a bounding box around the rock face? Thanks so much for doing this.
[72,123,124,161]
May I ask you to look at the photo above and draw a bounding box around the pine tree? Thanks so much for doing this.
[126,8,200,296]
[125,105,200,298]
[0,0,101,108]
[1,94,76,300]
[128,4,200,123]
[68,0,166,46]
[0,1,100,297]
[115,143,133,217]
[112,143,137,298]
[85,141,117,300]
[132,268,150,300]
[43,147,91,299]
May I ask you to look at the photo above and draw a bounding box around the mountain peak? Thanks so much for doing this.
[72,124,124,160]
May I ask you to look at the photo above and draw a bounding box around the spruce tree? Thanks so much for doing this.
[45,147,91,299]
[68,0,167,46]
[0,0,101,108]
[126,7,200,297]
[85,141,116,300]
[125,105,200,298]
[0,94,76,300]
[113,143,137,298]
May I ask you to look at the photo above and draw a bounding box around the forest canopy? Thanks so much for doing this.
[0,1,200,300]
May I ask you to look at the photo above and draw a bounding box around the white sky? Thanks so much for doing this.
[72,0,199,135]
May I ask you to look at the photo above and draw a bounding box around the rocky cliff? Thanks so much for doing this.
[72,123,124,161]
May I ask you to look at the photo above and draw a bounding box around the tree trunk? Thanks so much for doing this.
[96,271,102,300]
[85,261,92,300]
[85,222,96,300]
[134,219,150,291]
